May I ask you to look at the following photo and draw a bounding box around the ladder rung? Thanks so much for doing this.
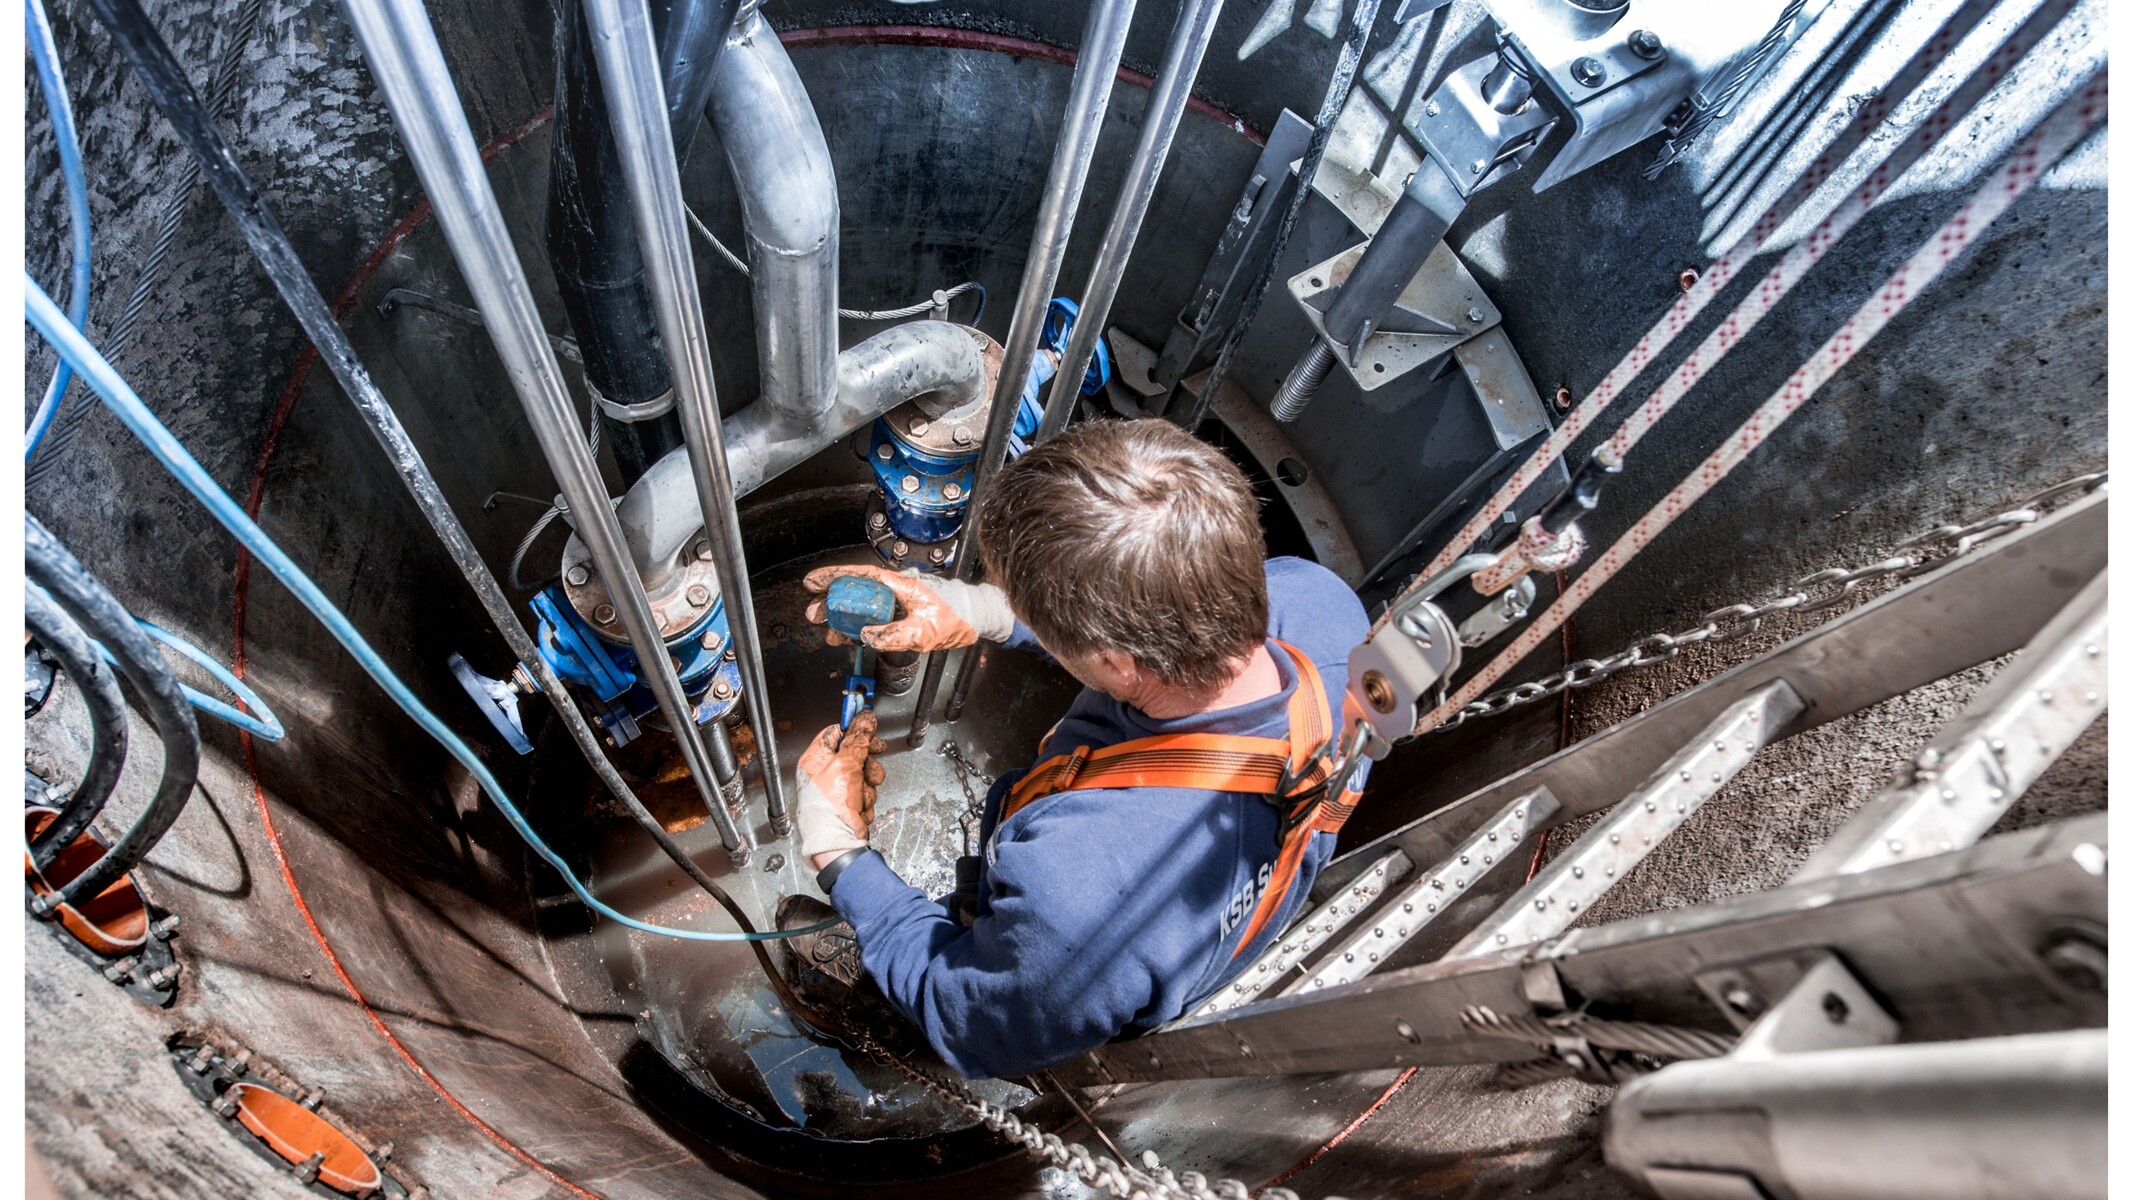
[1793,573,2107,881]
[1283,786,1557,996]
[1446,680,1804,959]
[1187,847,1413,1017]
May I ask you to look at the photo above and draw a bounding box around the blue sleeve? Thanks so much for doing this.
[828,813,1168,1080]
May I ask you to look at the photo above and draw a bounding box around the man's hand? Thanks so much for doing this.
[796,710,890,871]
[802,564,1015,653]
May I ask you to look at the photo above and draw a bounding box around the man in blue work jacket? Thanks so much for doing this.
[787,418,1369,1081]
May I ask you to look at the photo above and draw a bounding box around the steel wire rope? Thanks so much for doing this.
[1389,0,2036,619]
[28,0,265,486]
[24,514,201,909]
[22,583,131,870]
[24,0,93,456]
[1405,71,2107,740]
[25,277,832,945]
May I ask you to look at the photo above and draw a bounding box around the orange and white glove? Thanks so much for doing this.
[801,564,1016,653]
[795,710,890,868]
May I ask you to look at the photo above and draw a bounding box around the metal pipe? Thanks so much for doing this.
[88,0,735,889]
[1606,1029,2106,1200]
[707,4,840,426]
[907,0,1139,746]
[601,319,988,592]
[1034,0,1227,444]
[580,0,793,834]
[341,0,754,862]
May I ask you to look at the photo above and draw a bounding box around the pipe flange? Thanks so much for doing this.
[559,535,723,644]
[877,330,1004,457]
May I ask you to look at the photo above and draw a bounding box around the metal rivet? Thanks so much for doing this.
[1395,1020,1420,1043]
[1645,800,1657,811]
[1496,933,1508,944]
[2038,690,2054,704]
[1471,158,1487,175]
[1886,838,1903,853]
[1344,952,1354,962]
[1427,903,1437,912]
[1571,866,1583,878]
[1941,788,1958,802]
[1403,902,1414,913]
[1680,770,1693,782]
[1535,899,1546,910]
[2085,644,2100,656]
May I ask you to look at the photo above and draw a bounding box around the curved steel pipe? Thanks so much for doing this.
[908,0,1139,746]
[599,319,988,590]
[342,0,754,861]
[581,0,795,833]
[1035,0,1227,444]
[708,5,840,427]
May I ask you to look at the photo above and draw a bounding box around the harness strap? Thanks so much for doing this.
[998,639,1356,957]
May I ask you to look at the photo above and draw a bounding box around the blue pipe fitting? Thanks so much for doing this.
[865,298,1113,571]
[532,584,741,746]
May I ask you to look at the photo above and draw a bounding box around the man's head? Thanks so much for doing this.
[976,419,1268,705]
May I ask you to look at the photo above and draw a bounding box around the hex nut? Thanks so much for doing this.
[1570,56,1607,87]
[565,564,591,587]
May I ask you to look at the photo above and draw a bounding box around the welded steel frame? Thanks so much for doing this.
[1047,490,2106,1084]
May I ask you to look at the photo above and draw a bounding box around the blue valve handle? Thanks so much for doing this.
[825,575,899,738]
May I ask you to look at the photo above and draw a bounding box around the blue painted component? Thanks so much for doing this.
[840,670,876,733]
[867,296,1117,565]
[825,576,898,640]
[869,421,974,547]
[446,652,533,754]
[530,583,741,745]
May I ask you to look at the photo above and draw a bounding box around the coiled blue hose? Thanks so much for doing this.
[26,277,826,943]
[25,0,93,457]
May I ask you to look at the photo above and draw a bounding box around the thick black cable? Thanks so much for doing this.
[1175,0,1383,430]
[80,0,755,921]
[23,583,131,868]
[24,515,200,911]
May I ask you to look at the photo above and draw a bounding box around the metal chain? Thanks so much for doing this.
[854,1032,1316,1200]
[939,738,993,852]
[1434,472,2107,733]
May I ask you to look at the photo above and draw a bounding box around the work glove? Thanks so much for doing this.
[801,564,1015,653]
[795,710,889,868]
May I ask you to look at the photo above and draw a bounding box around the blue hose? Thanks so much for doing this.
[25,0,92,458]
[25,277,828,943]
[101,617,285,741]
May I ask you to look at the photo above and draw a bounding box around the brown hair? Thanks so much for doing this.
[976,418,1268,692]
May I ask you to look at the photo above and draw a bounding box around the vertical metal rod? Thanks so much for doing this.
[908,0,1139,746]
[340,0,752,862]
[579,0,791,835]
[90,0,733,890]
[1035,0,1227,444]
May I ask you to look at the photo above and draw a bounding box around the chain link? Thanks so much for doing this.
[852,1032,1312,1200]
[1435,472,2105,732]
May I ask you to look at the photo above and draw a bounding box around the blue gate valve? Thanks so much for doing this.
[824,575,898,739]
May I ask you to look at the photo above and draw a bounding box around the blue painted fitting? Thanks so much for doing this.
[531,584,741,744]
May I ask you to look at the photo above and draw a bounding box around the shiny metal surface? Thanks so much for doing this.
[1035,0,1226,443]
[339,0,751,858]
[908,0,1139,744]
[708,6,840,427]
[582,0,793,832]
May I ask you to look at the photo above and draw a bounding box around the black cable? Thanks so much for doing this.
[23,583,131,869]
[1175,0,1384,431]
[24,515,200,911]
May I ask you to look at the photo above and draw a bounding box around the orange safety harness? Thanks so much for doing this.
[999,639,1360,955]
